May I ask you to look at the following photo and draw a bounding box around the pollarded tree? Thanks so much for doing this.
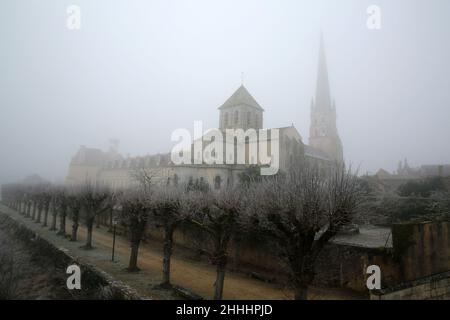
[30,188,38,220]
[67,187,83,241]
[186,187,244,300]
[0,184,22,210]
[54,187,69,236]
[80,182,111,250]
[41,187,52,227]
[35,184,51,224]
[49,191,58,231]
[117,187,151,272]
[247,162,363,300]
[151,186,185,288]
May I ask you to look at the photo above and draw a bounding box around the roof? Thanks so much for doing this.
[70,146,106,166]
[22,174,49,185]
[420,164,450,177]
[218,85,264,111]
[375,168,392,178]
[332,226,393,249]
[304,145,332,161]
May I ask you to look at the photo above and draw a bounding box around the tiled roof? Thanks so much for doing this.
[218,85,264,111]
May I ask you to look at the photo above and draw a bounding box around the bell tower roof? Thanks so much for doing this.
[218,85,264,111]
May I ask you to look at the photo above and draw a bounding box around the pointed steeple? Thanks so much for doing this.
[315,33,332,110]
[309,33,343,163]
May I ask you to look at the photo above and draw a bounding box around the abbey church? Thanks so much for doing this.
[66,37,343,189]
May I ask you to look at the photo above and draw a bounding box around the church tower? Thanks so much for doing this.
[309,35,343,163]
[218,85,264,131]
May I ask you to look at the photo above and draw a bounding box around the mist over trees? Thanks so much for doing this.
[2,162,449,300]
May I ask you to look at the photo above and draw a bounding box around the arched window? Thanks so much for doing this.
[224,113,229,126]
[247,111,251,126]
[234,110,239,124]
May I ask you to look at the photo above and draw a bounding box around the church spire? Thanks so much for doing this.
[309,33,343,163]
[315,33,332,110]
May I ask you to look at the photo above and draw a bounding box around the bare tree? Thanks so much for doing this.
[428,190,450,220]
[130,167,156,193]
[151,186,185,288]
[117,187,151,272]
[49,191,58,231]
[30,188,38,220]
[54,187,69,237]
[40,186,52,227]
[67,187,83,241]
[34,184,51,224]
[247,163,363,300]
[79,182,111,250]
[186,187,244,300]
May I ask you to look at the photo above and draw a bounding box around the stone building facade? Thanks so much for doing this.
[66,38,343,189]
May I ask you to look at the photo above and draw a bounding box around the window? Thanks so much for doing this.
[234,110,239,124]
[247,111,251,126]
[224,113,229,126]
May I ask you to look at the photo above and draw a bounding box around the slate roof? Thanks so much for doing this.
[218,85,264,111]
[332,226,393,249]
[304,145,332,161]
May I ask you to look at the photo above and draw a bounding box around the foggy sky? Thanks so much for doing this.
[1,0,450,183]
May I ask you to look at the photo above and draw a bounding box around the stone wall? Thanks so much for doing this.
[0,211,145,300]
[145,220,450,294]
[392,221,450,283]
[371,271,450,300]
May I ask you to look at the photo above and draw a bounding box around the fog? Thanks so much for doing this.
[1,0,449,183]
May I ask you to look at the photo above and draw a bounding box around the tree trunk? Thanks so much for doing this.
[31,203,36,220]
[43,206,49,226]
[290,257,314,300]
[50,208,57,231]
[294,285,308,300]
[128,240,141,272]
[96,214,101,228]
[36,207,42,223]
[214,263,227,300]
[57,208,67,236]
[161,225,175,287]
[108,209,113,232]
[26,202,31,218]
[71,211,79,241]
[83,218,95,249]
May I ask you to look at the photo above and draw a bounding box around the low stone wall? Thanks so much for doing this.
[0,211,145,300]
[370,271,450,300]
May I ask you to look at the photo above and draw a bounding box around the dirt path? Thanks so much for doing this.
[0,205,365,300]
